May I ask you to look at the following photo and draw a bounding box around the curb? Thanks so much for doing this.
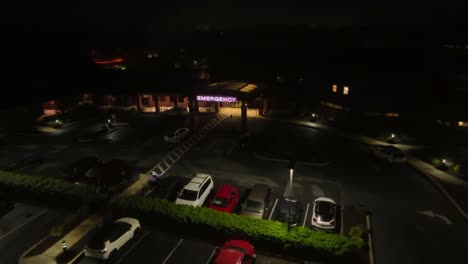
[366,215,375,264]
[254,154,332,166]
[408,162,468,219]
[18,235,50,264]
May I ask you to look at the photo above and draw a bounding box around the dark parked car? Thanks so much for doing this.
[98,159,132,190]
[276,196,302,226]
[63,156,102,182]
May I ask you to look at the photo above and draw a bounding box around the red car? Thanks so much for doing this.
[213,240,255,264]
[209,184,239,213]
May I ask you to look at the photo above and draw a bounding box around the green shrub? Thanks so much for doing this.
[116,196,363,256]
[431,158,442,167]
[0,170,103,206]
[50,224,64,237]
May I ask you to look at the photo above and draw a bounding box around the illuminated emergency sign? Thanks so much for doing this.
[196,96,237,102]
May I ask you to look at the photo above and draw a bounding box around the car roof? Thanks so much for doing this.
[185,173,211,191]
[216,184,236,198]
[247,184,270,202]
[314,197,336,204]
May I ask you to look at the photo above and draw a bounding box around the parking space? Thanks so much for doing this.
[76,226,300,264]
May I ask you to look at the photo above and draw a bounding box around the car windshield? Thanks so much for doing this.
[244,200,264,213]
[315,201,336,221]
[178,189,198,201]
[212,197,229,207]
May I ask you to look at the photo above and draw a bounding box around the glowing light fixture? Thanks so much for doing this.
[343,86,349,95]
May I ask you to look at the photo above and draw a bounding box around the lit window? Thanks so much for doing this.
[343,86,349,95]
[332,84,337,93]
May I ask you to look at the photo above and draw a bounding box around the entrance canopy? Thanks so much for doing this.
[195,81,264,101]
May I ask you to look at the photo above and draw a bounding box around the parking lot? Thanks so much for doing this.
[75,225,302,264]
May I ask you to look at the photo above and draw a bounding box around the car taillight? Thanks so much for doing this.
[313,217,318,223]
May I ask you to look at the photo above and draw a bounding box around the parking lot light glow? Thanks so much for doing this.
[108,119,111,123]
[442,159,447,164]
[312,113,316,118]
[55,119,60,123]
[391,133,395,138]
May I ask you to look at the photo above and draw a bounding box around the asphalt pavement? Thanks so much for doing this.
[0,204,66,264]
[157,116,468,264]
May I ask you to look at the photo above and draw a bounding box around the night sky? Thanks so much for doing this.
[2,1,467,108]
[4,1,467,33]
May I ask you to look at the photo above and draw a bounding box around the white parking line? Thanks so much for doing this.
[0,209,47,241]
[268,198,278,220]
[162,238,184,264]
[205,246,218,264]
[115,231,150,264]
[303,203,310,227]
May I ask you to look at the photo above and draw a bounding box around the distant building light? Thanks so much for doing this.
[343,86,349,95]
[94,58,124,65]
[332,84,337,93]
[147,54,152,59]
[442,159,447,164]
[385,112,399,117]
[193,60,198,65]
[84,94,88,97]
[458,121,464,126]
[276,76,280,80]
[121,66,126,70]
[391,133,395,138]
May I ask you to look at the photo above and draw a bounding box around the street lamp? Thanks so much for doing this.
[391,133,395,139]
[442,159,447,164]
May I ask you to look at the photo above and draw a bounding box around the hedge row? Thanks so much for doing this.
[0,170,104,206]
[116,196,364,256]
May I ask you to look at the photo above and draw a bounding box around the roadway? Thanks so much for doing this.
[0,204,66,264]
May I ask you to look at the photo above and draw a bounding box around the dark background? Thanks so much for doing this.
[2,1,468,108]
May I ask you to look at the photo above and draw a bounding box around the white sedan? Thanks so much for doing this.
[85,217,141,260]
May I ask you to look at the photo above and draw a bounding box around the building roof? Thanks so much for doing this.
[196,81,264,101]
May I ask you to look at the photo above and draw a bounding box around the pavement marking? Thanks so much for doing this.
[303,203,310,227]
[0,209,47,241]
[417,210,453,225]
[268,198,279,221]
[162,238,184,264]
[205,246,218,264]
[366,215,375,264]
[115,231,150,264]
[419,169,468,219]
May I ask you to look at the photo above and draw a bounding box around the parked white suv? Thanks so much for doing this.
[164,128,190,144]
[176,174,214,207]
[85,217,141,260]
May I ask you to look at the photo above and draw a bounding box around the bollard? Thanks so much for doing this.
[61,240,68,254]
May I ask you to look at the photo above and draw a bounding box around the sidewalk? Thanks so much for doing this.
[259,116,468,219]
